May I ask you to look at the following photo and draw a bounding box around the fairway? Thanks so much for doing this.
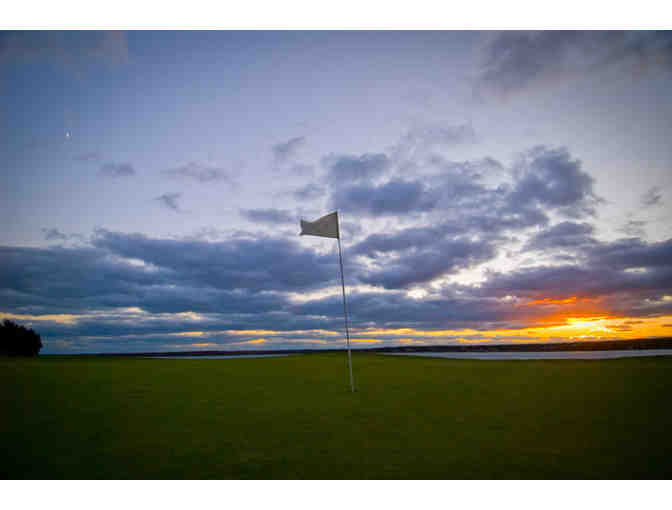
[2,353,672,479]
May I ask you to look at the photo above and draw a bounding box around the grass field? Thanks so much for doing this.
[2,353,672,479]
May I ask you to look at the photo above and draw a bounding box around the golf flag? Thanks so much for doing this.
[300,211,339,239]
[299,210,354,392]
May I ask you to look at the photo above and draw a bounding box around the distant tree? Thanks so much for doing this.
[0,320,43,356]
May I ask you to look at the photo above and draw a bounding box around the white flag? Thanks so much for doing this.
[300,211,339,239]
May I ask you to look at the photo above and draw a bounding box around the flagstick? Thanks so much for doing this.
[337,237,355,393]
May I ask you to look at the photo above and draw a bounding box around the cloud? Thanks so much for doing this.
[293,183,324,201]
[473,236,672,320]
[322,153,390,185]
[323,145,593,232]
[358,237,498,290]
[155,192,182,211]
[240,208,294,225]
[508,146,601,218]
[586,237,672,271]
[161,162,232,183]
[73,151,101,162]
[3,227,672,352]
[0,230,342,318]
[41,228,68,242]
[91,230,340,294]
[272,136,305,164]
[525,221,596,252]
[641,186,663,207]
[354,224,460,256]
[100,162,135,178]
[476,31,672,98]
[392,123,477,161]
[331,179,437,216]
[618,220,647,238]
[0,31,130,72]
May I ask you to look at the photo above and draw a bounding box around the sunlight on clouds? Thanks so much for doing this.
[0,312,81,325]
[358,315,672,343]
[526,296,579,306]
[407,288,428,300]
[116,307,147,314]
[287,284,390,304]
[172,331,206,337]
[174,311,206,321]
[227,329,282,336]
[231,338,267,345]
[286,286,342,303]
[227,329,341,336]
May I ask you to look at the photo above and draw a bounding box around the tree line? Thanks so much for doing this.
[0,320,43,356]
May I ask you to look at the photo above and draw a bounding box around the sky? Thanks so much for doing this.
[2,30,672,353]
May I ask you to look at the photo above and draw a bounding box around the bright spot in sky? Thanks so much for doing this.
[65,131,71,138]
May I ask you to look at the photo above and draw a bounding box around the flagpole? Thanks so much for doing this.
[337,235,355,393]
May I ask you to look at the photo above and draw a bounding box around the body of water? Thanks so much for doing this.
[384,349,672,360]
[147,354,294,359]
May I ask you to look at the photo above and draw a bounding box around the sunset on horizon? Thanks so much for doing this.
[2,30,672,354]
[4,0,672,491]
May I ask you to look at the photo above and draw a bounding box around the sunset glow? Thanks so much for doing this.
[2,30,671,353]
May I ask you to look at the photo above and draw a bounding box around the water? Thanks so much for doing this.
[147,354,294,359]
[384,349,672,360]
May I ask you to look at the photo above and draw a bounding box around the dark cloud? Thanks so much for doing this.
[472,236,672,319]
[161,162,231,183]
[0,244,164,315]
[358,238,497,289]
[272,136,305,164]
[325,145,593,231]
[322,153,390,185]
[508,146,600,218]
[41,228,68,242]
[642,186,663,207]
[3,227,672,351]
[0,231,341,318]
[91,230,340,294]
[100,162,135,178]
[240,208,294,225]
[155,192,182,211]
[525,221,596,251]
[330,179,437,216]
[353,224,460,256]
[477,31,672,97]
[291,289,544,331]
[586,237,672,271]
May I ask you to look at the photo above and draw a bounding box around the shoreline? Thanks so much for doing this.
[42,336,672,357]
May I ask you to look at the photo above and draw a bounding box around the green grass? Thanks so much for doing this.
[2,353,672,479]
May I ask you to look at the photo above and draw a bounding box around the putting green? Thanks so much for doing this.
[2,353,671,479]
